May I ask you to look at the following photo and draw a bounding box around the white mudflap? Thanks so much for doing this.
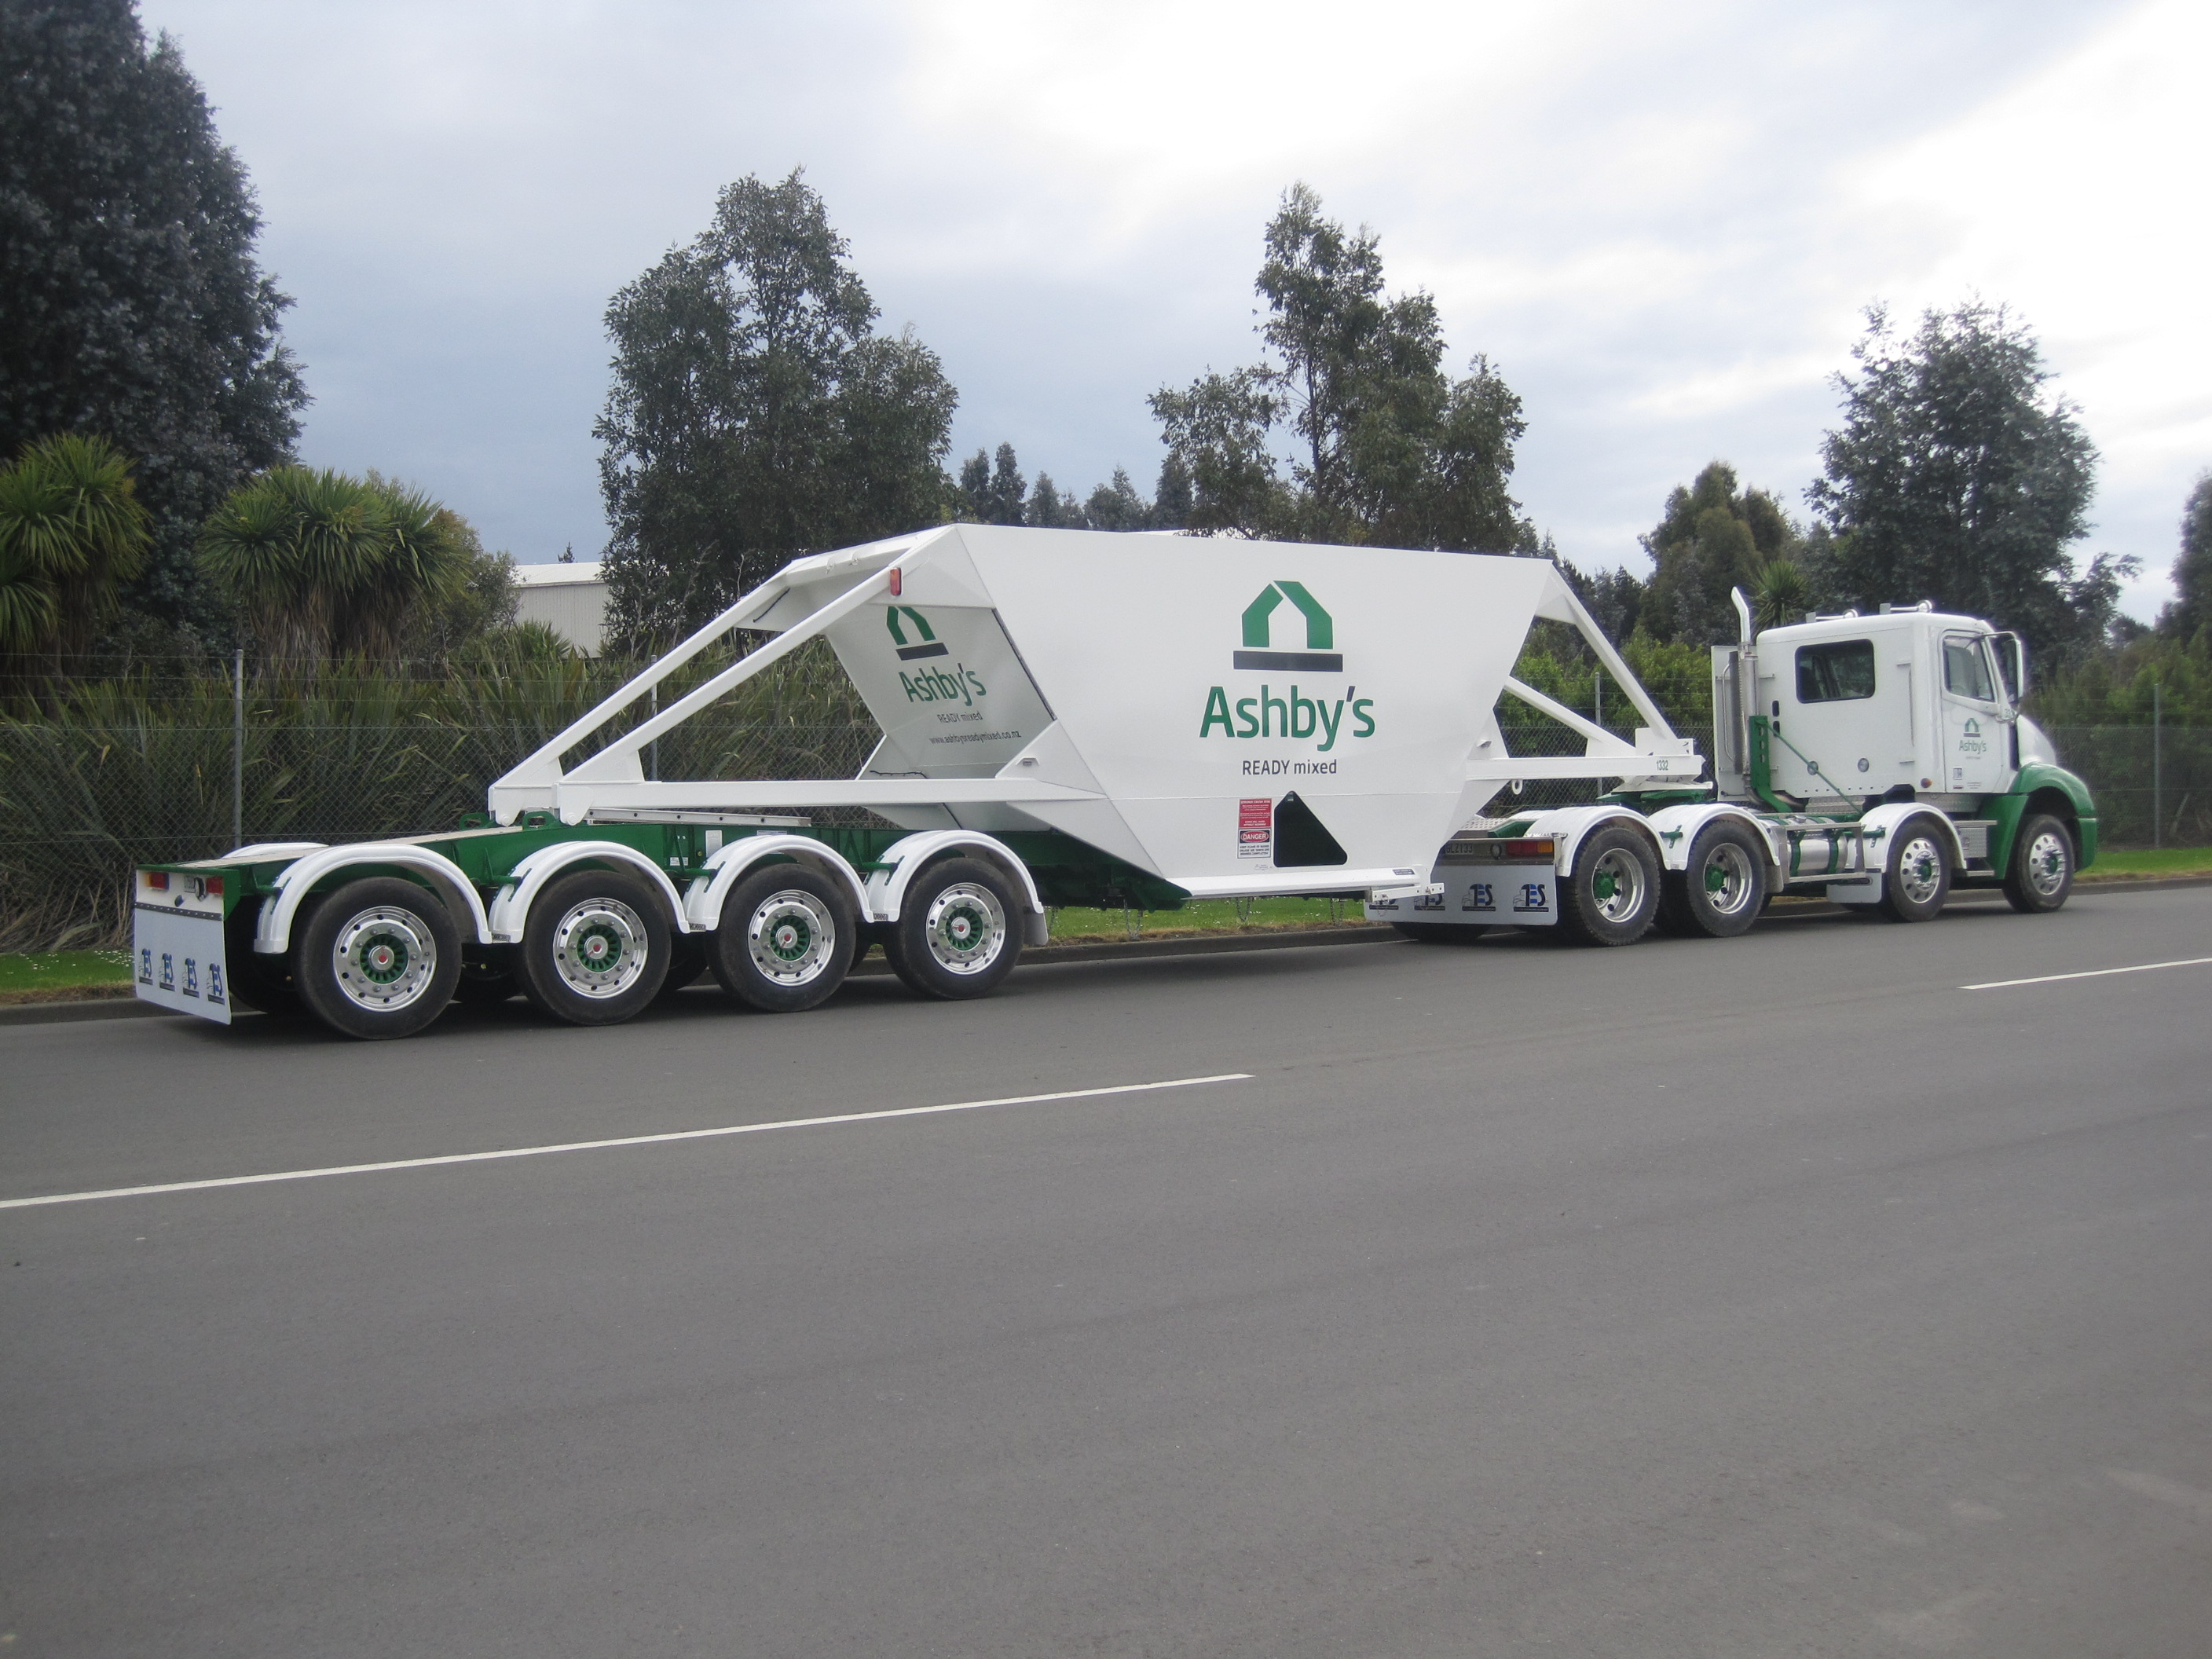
[132,905,233,1024]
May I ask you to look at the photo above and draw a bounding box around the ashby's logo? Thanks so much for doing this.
[1235,580,1340,671]
[887,604,987,707]
[886,606,947,661]
[1200,580,1374,756]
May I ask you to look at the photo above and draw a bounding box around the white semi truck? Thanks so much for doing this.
[131,526,2094,1039]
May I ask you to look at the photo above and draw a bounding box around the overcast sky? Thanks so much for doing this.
[138,0,2208,617]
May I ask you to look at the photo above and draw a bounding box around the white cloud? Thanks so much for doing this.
[135,0,2190,621]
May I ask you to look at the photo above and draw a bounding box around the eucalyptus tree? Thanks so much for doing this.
[596,170,957,646]
[1808,302,2130,665]
[1150,184,1528,550]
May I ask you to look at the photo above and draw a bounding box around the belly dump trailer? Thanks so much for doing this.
[130,526,2095,1039]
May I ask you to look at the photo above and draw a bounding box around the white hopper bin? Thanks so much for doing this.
[489,525,1705,898]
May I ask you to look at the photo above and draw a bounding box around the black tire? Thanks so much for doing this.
[884,857,1023,1000]
[225,897,305,1016]
[710,865,857,1013]
[1391,921,1488,943]
[516,868,671,1026]
[292,877,463,1040]
[1558,826,1661,947]
[657,933,712,1001]
[1877,815,1952,922]
[452,949,520,1007]
[1657,822,1769,939]
[2001,813,2075,914]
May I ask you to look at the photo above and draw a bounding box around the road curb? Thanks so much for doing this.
[5,875,2203,1027]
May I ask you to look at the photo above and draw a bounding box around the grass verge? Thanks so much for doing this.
[0,947,136,1005]
[2083,846,2212,879]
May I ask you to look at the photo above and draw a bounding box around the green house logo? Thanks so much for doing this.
[886,605,948,661]
[1963,716,1981,738]
[1235,581,1341,672]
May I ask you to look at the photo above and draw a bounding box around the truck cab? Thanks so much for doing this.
[1714,606,2049,813]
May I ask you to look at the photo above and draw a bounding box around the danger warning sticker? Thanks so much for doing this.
[1238,797,1273,859]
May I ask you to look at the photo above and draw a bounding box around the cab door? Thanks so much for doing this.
[1939,632,2009,795]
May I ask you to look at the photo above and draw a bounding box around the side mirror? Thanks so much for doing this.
[1993,632,2027,704]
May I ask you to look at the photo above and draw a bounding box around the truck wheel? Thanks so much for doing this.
[1877,816,1952,923]
[293,877,463,1040]
[711,865,856,1013]
[884,857,1022,999]
[1392,922,1488,943]
[517,868,670,1026]
[1658,822,1767,939]
[1559,826,1660,947]
[2001,814,2075,914]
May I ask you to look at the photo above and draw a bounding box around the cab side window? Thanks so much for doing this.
[1942,635,1996,701]
[1796,639,1876,702]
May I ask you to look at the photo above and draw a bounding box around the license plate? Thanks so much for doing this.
[133,905,233,1024]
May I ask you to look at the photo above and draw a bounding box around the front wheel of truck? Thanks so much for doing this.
[294,877,463,1040]
[2001,814,2075,914]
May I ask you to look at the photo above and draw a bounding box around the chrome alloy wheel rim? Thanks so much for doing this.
[924,882,1006,976]
[551,896,649,998]
[1896,835,1945,906]
[1701,841,1756,917]
[332,905,438,1012]
[1589,848,1647,924]
[746,889,837,985]
[2025,829,2070,898]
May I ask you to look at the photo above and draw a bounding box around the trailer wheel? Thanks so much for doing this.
[1877,816,1951,923]
[710,865,856,1012]
[1559,826,1660,947]
[2001,813,2074,914]
[293,877,463,1040]
[1391,922,1488,943]
[517,868,670,1025]
[1658,822,1767,939]
[884,857,1022,999]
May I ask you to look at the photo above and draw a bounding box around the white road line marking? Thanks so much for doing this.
[0,1073,1255,1212]
[1961,955,2212,991]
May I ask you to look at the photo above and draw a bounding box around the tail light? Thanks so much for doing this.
[1503,838,1556,860]
[145,870,169,890]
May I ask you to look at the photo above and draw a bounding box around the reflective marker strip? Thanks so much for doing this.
[0,1074,1255,1211]
[1962,955,2212,991]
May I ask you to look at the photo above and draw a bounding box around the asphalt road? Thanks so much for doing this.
[3,890,2209,1657]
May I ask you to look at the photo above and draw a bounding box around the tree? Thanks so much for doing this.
[1149,184,1528,550]
[1085,467,1149,532]
[0,1,308,639]
[956,442,1026,524]
[596,170,957,646]
[197,467,484,663]
[1640,461,1804,643]
[2159,472,2212,643]
[1025,472,1081,529]
[0,434,152,665]
[1807,301,2130,665]
[1149,453,1192,529]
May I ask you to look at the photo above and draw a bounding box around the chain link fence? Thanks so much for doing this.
[2,650,2199,952]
